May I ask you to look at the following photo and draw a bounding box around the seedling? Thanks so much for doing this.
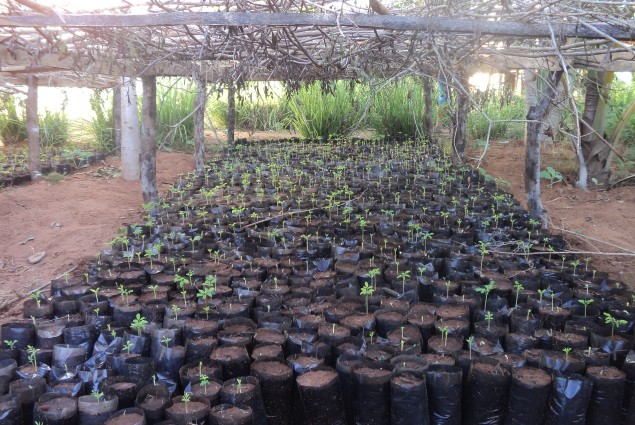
[466,336,475,359]
[26,345,38,368]
[123,341,133,354]
[603,312,628,337]
[236,378,242,394]
[367,268,380,289]
[30,290,43,308]
[200,374,209,394]
[578,299,594,317]
[571,259,581,275]
[161,336,172,348]
[475,281,496,310]
[485,311,494,330]
[360,282,375,314]
[182,392,191,413]
[445,281,451,299]
[513,281,524,307]
[478,241,490,272]
[90,287,101,303]
[537,289,547,303]
[131,313,148,336]
[439,326,449,346]
[3,340,17,350]
[369,331,375,345]
[562,347,572,362]
[550,292,556,311]
[148,284,159,298]
[397,270,410,294]
[91,389,104,403]
[171,304,181,321]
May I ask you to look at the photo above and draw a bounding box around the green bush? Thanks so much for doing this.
[288,81,364,140]
[605,78,635,147]
[86,89,115,152]
[0,95,27,145]
[468,94,525,140]
[156,80,195,151]
[39,109,69,148]
[369,78,427,139]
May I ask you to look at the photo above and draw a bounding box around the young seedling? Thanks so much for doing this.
[485,311,494,330]
[91,389,104,403]
[123,341,133,355]
[148,284,159,298]
[571,259,581,275]
[26,345,38,368]
[513,281,524,307]
[236,378,242,394]
[603,312,628,337]
[550,292,556,311]
[181,392,191,413]
[30,290,43,308]
[478,241,490,272]
[3,340,17,350]
[171,304,181,321]
[360,282,375,314]
[537,289,547,304]
[369,331,375,345]
[475,281,496,310]
[200,374,209,395]
[397,270,411,294]
[367,268,380,289]
[445,281,451,299]
[466,336,475,359]
[578,299,594,317]
[439,326,449,347]
[562,347,572,362]
[131,313,148,336]
[161,336,172,348]
[90,287,101,303]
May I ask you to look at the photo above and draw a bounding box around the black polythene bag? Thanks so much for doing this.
[390,372,429,425]
[585,365,626,425]
[424,365,462,425]
[296,368,346,425]
[622,351,635,424]
[465,361,511,425]
[543,372,592,425]
[352,363,393,425]
[504,367,551,425]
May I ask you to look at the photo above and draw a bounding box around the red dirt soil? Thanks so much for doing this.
[0,151,194,322]
[0,135,633,323]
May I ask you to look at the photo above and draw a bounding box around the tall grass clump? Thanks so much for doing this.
[0,94,27,145]
[209,98,290,132]
[605,78,635,147]
[288,81,362,140]
[468,94,525,140]
[86,89,115,152]
[156,80,195,151]
[39,109,70,148]
[370,78,426,139]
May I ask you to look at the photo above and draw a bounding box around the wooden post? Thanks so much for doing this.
[227,81,236,145]
[26,75,41,181]
[120,77,140,180]
[194,71,206,170]
[113,85,122,152]
[525,71,563,226]
[452,71,468,162]
[423,77,433,138]
[141,75,158,204]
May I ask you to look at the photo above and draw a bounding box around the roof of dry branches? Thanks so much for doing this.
[0,0,633,92]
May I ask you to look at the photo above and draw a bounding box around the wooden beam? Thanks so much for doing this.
[1,12,634,40]
[141,75,158,204]
[120,77,140,180]
[193,71,206,171]
[26,75,40,180]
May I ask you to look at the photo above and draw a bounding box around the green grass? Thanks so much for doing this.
[0,95,27,145]
[369,78,427,139]
[84,90,115,152]
[208,97,291,132]
[605,79,635,147]
[468,94,525,141]
[156,80,196,151]
[288,81,365,140]
[39,110,69,149]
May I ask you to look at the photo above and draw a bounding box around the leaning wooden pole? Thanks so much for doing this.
[525,71,563,227]
[227,81,236,146]
[194,71,206,170]
[141,75,158,204]
[26,75,41,181]
[113,85,122,152]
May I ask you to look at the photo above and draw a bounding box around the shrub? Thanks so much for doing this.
[39,109,69,148]
[369,78,427,139]
[288,81,363,140]
[0,94,27,145]
[85,89,115,152]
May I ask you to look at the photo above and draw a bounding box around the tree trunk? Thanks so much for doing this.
[26,75,41,181]
[580,71,614,187]
[523,70,538,144]
[544,77,565,144]
[422,77,433,138]
[120,77,141,180]
[113,85,122,152]
[227,82,236,145]
[525,71,563,226]
[141,76,158,204]
[451,71,468,162]
[194,72,206,171]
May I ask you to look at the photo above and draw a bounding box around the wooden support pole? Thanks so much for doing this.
[26,75,41,181]
[452,71,468,162]
[525,71,563,226]
[120,77,140,180]
[141,75,158,204]
[422,77,433,138]
[113,85,122,152]
[227,81,236,145]
[194,71,206,170]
